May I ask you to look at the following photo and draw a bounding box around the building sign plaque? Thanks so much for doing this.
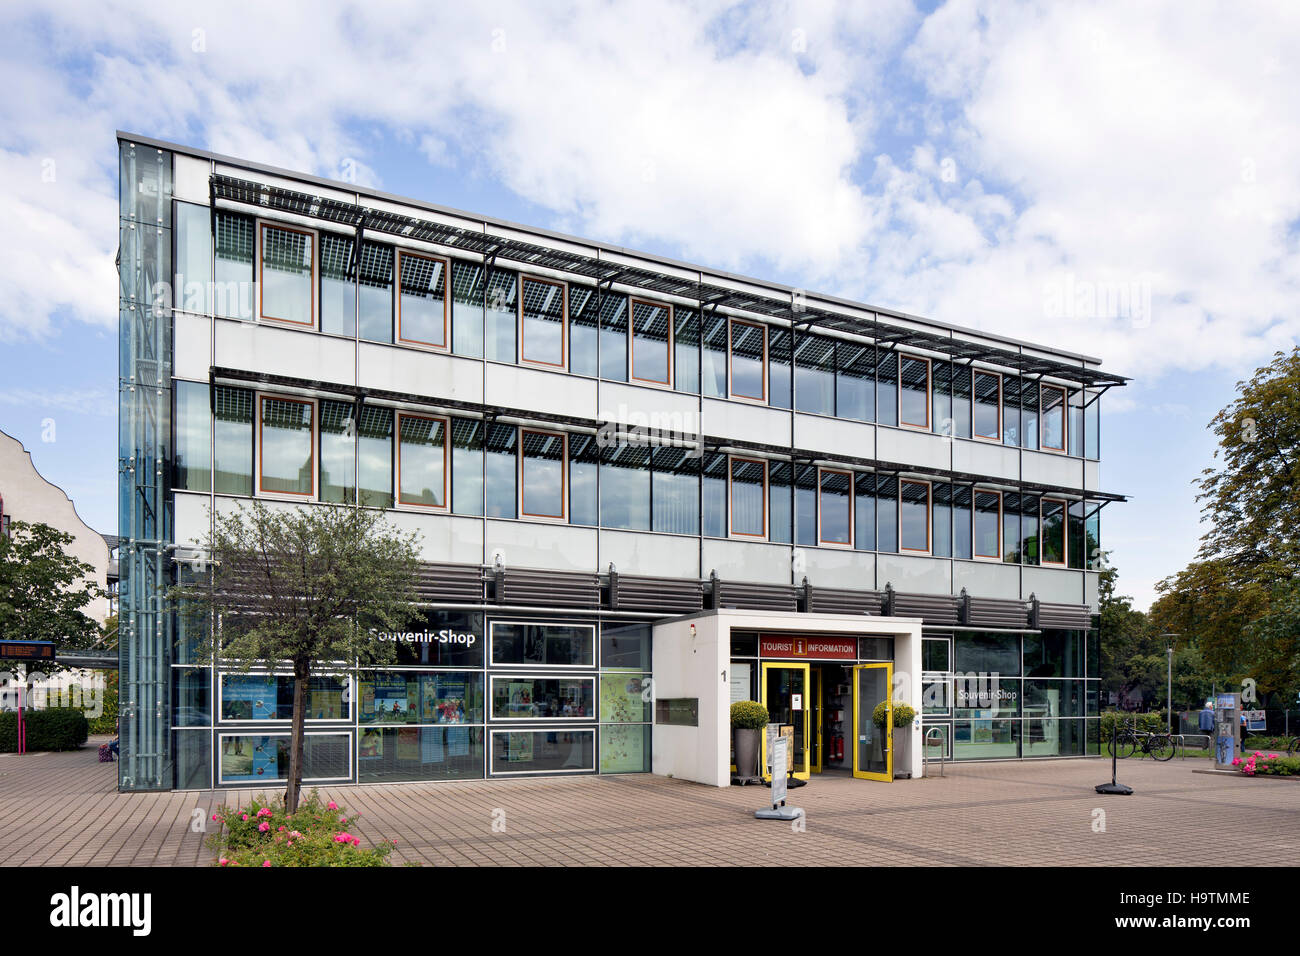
[758,635,857,660]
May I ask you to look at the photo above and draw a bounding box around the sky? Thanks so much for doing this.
[0,0,1297,611]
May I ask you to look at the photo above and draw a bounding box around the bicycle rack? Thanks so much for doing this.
[1172,734,1211,759]
[923,727,947,778]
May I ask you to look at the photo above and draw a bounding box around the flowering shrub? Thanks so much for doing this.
[208,790,400,867]
[1230,752,1300,777]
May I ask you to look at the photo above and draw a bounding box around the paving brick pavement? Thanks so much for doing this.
[2,736,1296,866]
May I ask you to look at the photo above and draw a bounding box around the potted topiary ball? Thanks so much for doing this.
[730,700,769,784]
[873,701,918,778]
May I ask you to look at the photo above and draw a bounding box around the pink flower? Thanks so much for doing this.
[327,801,338,810]
[262,860,271,868]
[278,826,286,832]
[240,813,248,821]
[339,816,347,824]
[219,858,230,866]
[258,822,270,832]
[334,832,352,843]
[258,808,273,817]
[351,837,360,847]
[212,814,220,822]
[289,830,303,839]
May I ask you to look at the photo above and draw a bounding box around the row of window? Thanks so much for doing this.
[175,383,1102,566]
[175,205,1102,459]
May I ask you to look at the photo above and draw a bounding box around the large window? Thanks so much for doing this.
[520,276,567,368]
[702,452,727,537]
[569,286,598,376]
[221,673,350,722]
[899,356,931,429]
[175,381,211,492]
[1041,384,1066,452]
[397,413,448,509]
[818,468,853,546]
[258,396,315,497]
[1001,376,1021,446]
[319,236,395,341]
[486,269,517,362]
[729,457,768,537]
[1003,492,1021,563]
[673,308,700,394]
[767,328,792,408]
[973,371,1001,441]
[215,212,254,320]
[214,386,253,495]
[932,481,952,557]
[836,341,874,422]
[600,442,651,531]
[451,418,484,515]
[899,479,931,553]
[520,429,567,520]
[490,622,596,667]
[876,476,898,553]
[974,490,1002,559]
[258,223,315,327]
[397,252,449,349]
[729,320,766,402]
[452,260,485,356]
[768,460,793,544]
[701,312,728,397]
[795,334,835,415]
[491,676,595,719]
[854,473,876,552]
[876,351,898,427]
[174,202,213,314]
[630,299,672,386]
[599,292,628,381]
[1041,497,1066,565]
[652,445,699,535]
[359,242,395,343]
[486,422,517,518]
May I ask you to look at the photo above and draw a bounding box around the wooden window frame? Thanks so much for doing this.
[972,370,1002,443]
[817,467,854,548]
[973,488,1004,561]
[898,355,933,431]
[628,297,674,388]
[1040,384,1068,453]
[396,250,451,351]
[727,455,769,539]
[395,412,450,511]
[518,276,568,370]
[899,479,933,555]
[256,394,317,499]
[257,221,317,328]
[728,318,768,404]
[1039,496,1068,566]
[518,427,568,522]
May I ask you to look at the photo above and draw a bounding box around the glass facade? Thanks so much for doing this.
[924,629,1100,760]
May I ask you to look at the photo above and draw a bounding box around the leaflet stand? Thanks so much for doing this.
[755,737,804,821]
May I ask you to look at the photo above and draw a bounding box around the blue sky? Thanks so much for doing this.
[1,1,1298,610]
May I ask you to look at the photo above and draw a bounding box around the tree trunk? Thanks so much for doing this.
[285,663,309,814]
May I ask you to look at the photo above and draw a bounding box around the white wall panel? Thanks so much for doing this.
[599,530,700,579]
[173,312,211,381]
[484,362,595,420]
[485,519,597,572]
[1022,566,1086,605]
[173,154,211,205]
[358,343,481,404]
[952,440,1019,483]
[701,538,790,584]
[800,547,876,590]
[794,415,875,461]
[877,553,951,594]
[215,320,356,386]
[701,398,790,447]
[953,560,1021,601]
[877,427,950,472]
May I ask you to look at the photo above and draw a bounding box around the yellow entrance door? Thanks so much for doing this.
[810,667,823,774]
[760,662,811,780]
[852,663,893,782]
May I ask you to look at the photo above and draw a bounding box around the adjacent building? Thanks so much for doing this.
[117,133,1124,792]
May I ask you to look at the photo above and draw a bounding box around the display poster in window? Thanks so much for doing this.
[423,673,469,724]
[421,727,444,764]
[447,726,470,757]
[508,732,534,762]
[730,663,751,705]
[397,727,419,761]
[311,683,344,720]
[369,675,409,723]
[600,675,648,723]
[359,729,383,760]
[251,736,280,778]
[507,682,535,717]
[225,676,277,720]
[599,725,646,773]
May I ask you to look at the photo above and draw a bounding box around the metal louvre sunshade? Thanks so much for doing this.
[210,174,1127,388]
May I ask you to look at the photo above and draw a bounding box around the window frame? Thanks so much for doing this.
[395,411,451,511]
[257,220,317,328]
[1040,384,1068,453]
[518,427,569,522]
[898,354,933,431]
[972,370,1003,443]
[973,488,1004,561]
[727,455,769,539]
[816,467,854,548]
[256,393,317,499]
[628,297,674,388]
[728,318,768,403]
[1040,496,1069,566]
[898,478,933,555]
[518,275,568,370]
[396,250,451,351]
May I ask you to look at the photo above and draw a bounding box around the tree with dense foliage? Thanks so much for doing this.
[1151,348,1300,703]
[0,520,102,675]
[174,501,423,812]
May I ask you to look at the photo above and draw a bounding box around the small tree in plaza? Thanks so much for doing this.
[175,500,423,812]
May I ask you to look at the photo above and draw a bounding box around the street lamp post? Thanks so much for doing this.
[1159,633,1180,734]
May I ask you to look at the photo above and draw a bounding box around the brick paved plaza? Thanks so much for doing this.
[1,737,1295,867]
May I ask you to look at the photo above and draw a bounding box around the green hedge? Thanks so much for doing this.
[1099,711,1166,742]
[0,707,90,752]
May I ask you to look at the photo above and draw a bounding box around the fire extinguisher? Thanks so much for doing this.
[831,732,844,762]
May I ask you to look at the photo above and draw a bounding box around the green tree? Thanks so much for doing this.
[0,520,102,675]
[1153,347,1300,695]
[174,501,423,812]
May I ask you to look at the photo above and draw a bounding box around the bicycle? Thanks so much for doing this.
[1108,729,1176,761]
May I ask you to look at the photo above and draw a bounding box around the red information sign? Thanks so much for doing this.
[759,635,858,660]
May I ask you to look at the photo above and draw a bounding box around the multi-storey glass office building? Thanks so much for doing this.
[117,133,1125,792]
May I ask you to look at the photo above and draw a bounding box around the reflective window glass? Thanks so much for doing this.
[259,397,314,496]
